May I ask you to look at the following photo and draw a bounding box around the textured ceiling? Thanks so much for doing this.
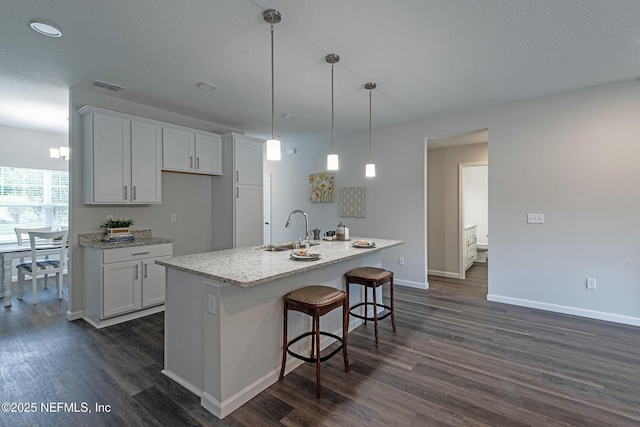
[1,0,639,140]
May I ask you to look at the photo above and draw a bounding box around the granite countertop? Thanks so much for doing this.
[156,237,403,288]
[79,230,173,249]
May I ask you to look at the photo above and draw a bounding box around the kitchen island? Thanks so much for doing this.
[156,237,402,419]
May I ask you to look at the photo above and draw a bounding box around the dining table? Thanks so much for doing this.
[0,242,67,307]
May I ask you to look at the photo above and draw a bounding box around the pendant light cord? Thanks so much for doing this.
[368,89,372,163]
[270,22,275,140]
[331,63,335,154]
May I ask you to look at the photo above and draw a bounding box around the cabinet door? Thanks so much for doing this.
[195,133,222,175]
[234,185,264,248]
[131,121,162,203]
[141,258,168,307]
[92,113,131,203]
[234,136,263,186]
[163,127,194,172]
[102,260,142,317]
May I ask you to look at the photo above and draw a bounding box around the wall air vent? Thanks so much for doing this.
[93,80,125,91]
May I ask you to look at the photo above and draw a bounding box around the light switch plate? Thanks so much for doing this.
[527,213,544,224]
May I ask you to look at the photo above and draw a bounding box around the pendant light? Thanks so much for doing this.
[326,54,340,170]
[264,9,281,161]
[365,82,376,177]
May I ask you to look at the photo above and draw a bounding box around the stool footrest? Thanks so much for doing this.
[349,302,393,321]
[286,331,344,364]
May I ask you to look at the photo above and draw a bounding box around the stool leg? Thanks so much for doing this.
[342,297,350,373]
[315,312,321,398]
[373,284,379,347]
[279,301,288,381]
[390,278,397,334]
[363,285,368,325]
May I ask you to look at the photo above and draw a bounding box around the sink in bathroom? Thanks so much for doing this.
[262,242,319,252]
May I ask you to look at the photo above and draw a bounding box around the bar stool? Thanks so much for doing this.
[344,267,397,347]
[279,285,350,398]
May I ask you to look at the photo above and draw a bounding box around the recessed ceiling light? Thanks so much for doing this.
[281,113,294,119]
[197,82,216,91]
[29,21,62,38]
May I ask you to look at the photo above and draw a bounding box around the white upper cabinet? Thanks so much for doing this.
[80,107,161,204]
[233,135,263,186]
[162,128,221,175]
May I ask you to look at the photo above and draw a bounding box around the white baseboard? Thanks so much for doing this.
[196,327,346,419]
[82,305,165,329]
[162,369,203,397]
[428,269,461,279]
[395,278,428,289]
[487,294,640,327]
[67,310,84,321]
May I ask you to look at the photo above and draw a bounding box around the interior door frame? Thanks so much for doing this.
[458,161,488,279]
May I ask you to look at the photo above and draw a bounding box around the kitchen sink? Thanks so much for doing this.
[262,242,319,252]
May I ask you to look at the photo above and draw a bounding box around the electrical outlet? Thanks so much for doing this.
[398,256,405,265]
[170,213,177,222]
[527,213,544,224]
[586,277,596,290]
[208,294,216,314]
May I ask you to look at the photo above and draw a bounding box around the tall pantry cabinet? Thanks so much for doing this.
[212,133,264,250]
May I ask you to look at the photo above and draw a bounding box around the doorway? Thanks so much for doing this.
[426,129,488,290]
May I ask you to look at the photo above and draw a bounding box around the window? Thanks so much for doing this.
[0,167,69,243]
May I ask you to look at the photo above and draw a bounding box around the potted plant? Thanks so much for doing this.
[100,218,135,237]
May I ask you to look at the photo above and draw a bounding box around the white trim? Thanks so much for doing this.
[487,294,640,327]
[201,326,348,419]
[82,305,164,329]
[161,369,203,396]
[459,160,488,280]
[427,269,461,279]
[396,278,428,289]
[66,309,84,321]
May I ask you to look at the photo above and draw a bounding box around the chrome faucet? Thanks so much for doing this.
[285,210,309,248]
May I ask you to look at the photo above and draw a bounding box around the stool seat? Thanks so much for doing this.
[345,267,397,347]
[345,267,392,282]
[287,285,345,306]
[279,285,349,398]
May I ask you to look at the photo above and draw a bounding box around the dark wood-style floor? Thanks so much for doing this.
[3,266,640,426]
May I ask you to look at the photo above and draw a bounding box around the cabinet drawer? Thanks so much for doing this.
[102,243,173,264]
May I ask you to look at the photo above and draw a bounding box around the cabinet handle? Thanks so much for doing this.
[132,251,151,256]
[196,157,200,169]
[124,185,128,200]
[144,263,148,279]
[236,187,239,198]
[236,171,239,182]
[135,264,139,280]
[190,156,193,168]
[133,186,137,200]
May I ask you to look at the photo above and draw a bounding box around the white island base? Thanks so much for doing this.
[162,251,382,419]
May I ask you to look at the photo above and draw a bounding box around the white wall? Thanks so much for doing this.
[267,79,640,325]
[0,125,68,171]
[265,121,429,289]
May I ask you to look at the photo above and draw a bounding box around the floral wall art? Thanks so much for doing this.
[309,173,334,203]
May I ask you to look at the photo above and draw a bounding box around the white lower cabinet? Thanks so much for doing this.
[83,243,173,328]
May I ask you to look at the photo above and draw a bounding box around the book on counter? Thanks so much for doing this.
[102,234,134,243]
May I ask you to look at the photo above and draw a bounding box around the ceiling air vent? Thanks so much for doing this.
[93,80,125,92]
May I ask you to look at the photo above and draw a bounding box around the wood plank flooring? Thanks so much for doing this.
[2,271,640,426]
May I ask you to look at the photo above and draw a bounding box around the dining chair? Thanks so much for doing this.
[14,227,52,245]
[16,230,69,304]
[14,226,54,287]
